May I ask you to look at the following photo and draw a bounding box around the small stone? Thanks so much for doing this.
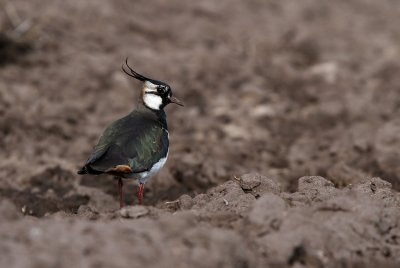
[119,206,149,219]
[307,62,338,83]
[240,173,262,190]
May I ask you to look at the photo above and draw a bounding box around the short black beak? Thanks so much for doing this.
[169,96,184,106]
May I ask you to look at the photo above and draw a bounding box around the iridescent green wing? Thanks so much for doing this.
[86,112,168,173]
[123,124,169,172]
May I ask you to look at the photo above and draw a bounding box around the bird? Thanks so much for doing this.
[77,58,183,208]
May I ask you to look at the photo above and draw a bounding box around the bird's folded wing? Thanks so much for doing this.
[85,113,168,173]
[125,125,169,173]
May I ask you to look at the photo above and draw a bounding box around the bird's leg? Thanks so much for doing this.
[137,183,144,205]
[117,177,124,208]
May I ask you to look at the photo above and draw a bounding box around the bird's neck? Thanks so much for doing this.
[136,101,168,129]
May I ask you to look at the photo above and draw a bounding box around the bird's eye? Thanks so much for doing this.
[157,86,165,94]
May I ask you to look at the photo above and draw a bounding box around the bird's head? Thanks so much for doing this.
[122,58,183,110]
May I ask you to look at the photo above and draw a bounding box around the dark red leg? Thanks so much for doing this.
[137,183,144,205]
[117,177,124,208]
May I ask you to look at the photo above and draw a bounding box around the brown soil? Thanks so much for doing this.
[1,0,399,267]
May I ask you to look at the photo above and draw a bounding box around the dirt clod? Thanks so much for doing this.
[119,205,150,219]
[240,173,262,190]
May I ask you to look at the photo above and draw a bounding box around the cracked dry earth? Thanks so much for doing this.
[1,0,400,267]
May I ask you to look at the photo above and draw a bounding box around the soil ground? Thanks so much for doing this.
[0,0,399,267]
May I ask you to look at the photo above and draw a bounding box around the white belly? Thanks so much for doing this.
[137,151,168,183]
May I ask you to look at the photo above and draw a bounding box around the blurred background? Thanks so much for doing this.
[0,0,399,212]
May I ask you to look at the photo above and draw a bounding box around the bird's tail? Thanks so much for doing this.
[77,166,88,175]
[77,165,103,175]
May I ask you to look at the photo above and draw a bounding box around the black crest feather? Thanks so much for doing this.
[122,57,149,81]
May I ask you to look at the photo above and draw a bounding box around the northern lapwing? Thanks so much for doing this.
[78,58,183,208]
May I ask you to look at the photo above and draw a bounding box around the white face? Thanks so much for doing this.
[143,81,163,110]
